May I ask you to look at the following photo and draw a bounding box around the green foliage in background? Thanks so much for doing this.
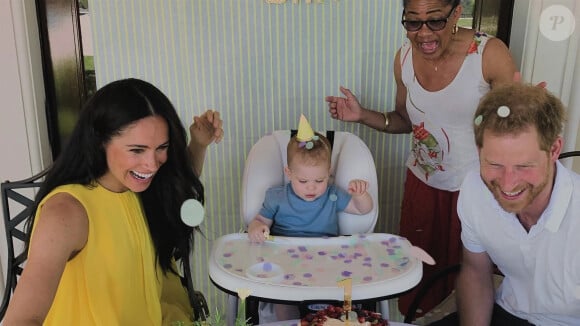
[84,56,94,71]
[79,0,89,10]
[462,0,475,16]
[171,309,250,326]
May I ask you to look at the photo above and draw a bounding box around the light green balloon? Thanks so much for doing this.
[180,199,205,227]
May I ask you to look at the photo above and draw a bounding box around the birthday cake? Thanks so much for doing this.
[300,306,388,326]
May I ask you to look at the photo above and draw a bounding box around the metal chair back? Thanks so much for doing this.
[0,169,48,319]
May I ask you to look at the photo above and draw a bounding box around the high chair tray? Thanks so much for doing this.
[208,233,422,301]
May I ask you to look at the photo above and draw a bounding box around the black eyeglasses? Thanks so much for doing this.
[401,5,457,32]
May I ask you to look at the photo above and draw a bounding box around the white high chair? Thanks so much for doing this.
[226,130,380,324]
[241,130,379,234]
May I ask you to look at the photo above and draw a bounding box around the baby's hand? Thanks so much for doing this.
[248,223,270,244]
[348,179,369,196]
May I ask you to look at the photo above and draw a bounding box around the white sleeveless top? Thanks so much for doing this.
[400,32,491,191]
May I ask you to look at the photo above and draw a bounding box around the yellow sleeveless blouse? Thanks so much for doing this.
[32,184,192,325]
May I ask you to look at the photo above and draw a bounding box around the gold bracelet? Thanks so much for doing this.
[382,112,389,131]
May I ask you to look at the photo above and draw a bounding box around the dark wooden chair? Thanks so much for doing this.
[1,169,209,321]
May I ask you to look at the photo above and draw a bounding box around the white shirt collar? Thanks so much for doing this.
[543,161,572,232]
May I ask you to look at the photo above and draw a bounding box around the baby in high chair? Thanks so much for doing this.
[247,114,374,321]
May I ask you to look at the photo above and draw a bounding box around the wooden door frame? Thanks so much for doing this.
[472,0,515,46]
[35,0,87,157]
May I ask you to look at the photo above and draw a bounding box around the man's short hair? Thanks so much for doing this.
[474,83,566,151]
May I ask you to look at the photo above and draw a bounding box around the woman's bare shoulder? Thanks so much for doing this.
[36,192,89,251]
[481,36,516,86]
[41,192,86,217]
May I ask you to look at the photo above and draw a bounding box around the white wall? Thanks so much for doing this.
[90,0,408,312]
[510,0,580,171]
[0,0,51,294]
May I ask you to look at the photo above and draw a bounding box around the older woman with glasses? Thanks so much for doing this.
[325,0,516,319]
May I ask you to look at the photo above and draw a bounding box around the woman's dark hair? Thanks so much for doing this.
[26,78,203,276]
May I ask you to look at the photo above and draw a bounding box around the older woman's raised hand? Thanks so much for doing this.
[325,86,364,122]
[189,109,224,147]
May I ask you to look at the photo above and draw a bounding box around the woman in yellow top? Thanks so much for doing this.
[3,78,223,325]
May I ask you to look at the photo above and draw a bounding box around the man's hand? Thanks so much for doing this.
[512,71,547,88]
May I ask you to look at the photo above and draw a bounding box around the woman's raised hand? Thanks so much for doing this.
[189,109,224,147]
[325,86,364,122]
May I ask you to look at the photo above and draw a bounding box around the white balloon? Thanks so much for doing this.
[180,199,205,227]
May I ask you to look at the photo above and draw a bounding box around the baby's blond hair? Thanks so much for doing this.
[287,132,331,167]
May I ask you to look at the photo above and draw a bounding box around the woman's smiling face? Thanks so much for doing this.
[98,115,169,193]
